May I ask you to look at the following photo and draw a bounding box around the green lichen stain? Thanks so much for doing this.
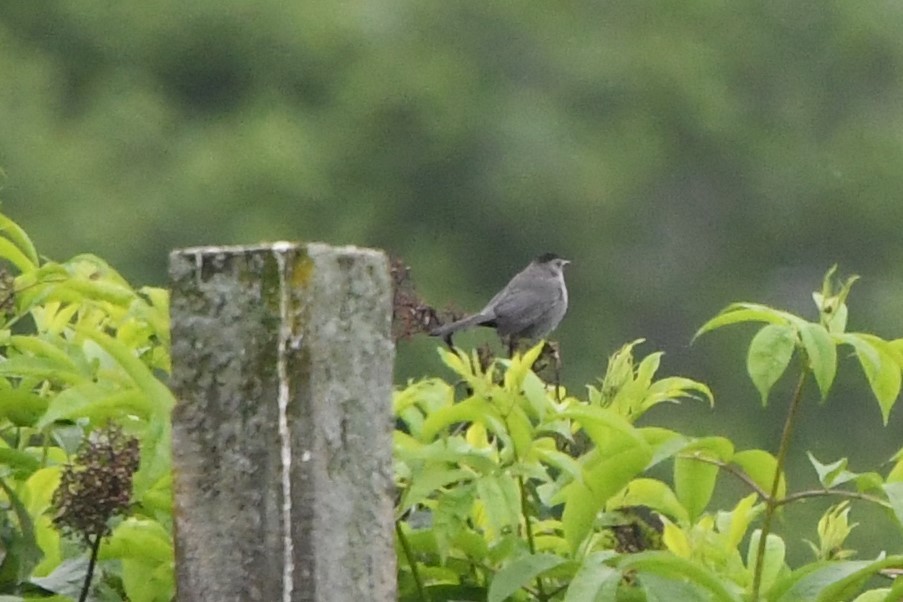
[292,251,315,288]
[259,252,284,315]
[289,251,315,337]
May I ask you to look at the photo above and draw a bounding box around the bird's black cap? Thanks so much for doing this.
[535,252,565,263]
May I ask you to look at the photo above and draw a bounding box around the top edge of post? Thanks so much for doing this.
[169,242,386,259]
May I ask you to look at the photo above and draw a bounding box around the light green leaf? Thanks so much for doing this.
[0,213,39,268]
[617,551,743,601]
[747,530,786,595]
[488,553,568,602]
[882,482,903,530]
[37,386,153,429]
[475,474,521,536]
[807,452,857,488]
[0,388,49,427]
[420,396,499,442]
[610,478,689,524]
[850,589,891,602]
[840,333,902,424]
[400,466,474,513]
[0,476,42,583]
[561,444,651,552]
[746,324,797,405]
[0,238,36,273]
[674,456,718,523]
[99,518,173,563]
[694,302,791,340]
[733,449,785,500]
[121,558,175,602]
[798,322,836,399]
[76,328,175,416]
[563,551,619,602]
[773,556,903,602]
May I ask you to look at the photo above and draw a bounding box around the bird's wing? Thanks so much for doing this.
[490,275,562,336]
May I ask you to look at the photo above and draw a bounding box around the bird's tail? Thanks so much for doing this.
[430,313,491,338]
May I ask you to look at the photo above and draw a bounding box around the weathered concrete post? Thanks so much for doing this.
[168,243,396,602]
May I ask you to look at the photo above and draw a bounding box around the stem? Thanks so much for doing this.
[777,488,890,508]
[396,521,430,602]
[690,454,891,509]
[750,370,806,601]
[687,456,770,499]
[518,475,548,601]
[79,532,103,602]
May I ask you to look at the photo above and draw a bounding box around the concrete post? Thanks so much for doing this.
[168,243,395,602]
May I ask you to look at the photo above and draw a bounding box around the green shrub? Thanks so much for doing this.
[394,268,903,601]
[0,212,173,601]
[2,208,902,602]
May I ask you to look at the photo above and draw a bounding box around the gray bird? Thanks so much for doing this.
[431,253,570,342]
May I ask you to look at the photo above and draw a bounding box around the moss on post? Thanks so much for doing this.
[169,243,395,602]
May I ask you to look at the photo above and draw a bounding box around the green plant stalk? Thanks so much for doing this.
[518,474,548,601]
[79,532,103,602]
[750,369,806,600]
[396,520,430,602]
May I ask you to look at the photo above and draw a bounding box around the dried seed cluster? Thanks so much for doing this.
[52,423,141,541]
[391,256,446,341]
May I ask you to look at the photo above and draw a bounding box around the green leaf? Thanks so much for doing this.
[0,476,43,586]
[773,556,903,602]
[28,558,90,599]
[37,385,154,429]
[733,449,785,500]
[637,376,714,419]
[0,388,49,427]
[746,324,797,405]
[420,396,499,442]
[475,474,521,536]
[0,213,39,268]
[839,333,902,424]
[99,518,173,563]
[807,452,857,488]
[563,406,648,453]
[488,553,567,602]
[561,443,651,552]
[563,551,620,602]
[0,357,90,386]
[400,466,474,513]
[674,458,718,523]
[0,447,40,476]
[694,302,791,340]
[639,572,716,602]
[675,438,733,522]
[748,530,786,594]
[616,551,743,601]
[76,328,175,416]
[121,558,175,602]
[882,482,903,530]
[798,322,836,399]
[611,478,689,524]
[0,238,36,273]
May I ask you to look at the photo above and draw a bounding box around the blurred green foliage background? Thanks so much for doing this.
[2,0,903,561]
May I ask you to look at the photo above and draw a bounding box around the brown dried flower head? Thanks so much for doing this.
[51,423,141,542]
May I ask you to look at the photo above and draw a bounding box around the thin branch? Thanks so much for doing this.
[683,454,771,500]
[518,475,548,601]
[751,369,806,601]
[396,521,430,602]
[78,532,103,602]
[777,488,891,508]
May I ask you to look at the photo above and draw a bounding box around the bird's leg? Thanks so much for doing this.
[506,336,517,358]
[548,341,563,402]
